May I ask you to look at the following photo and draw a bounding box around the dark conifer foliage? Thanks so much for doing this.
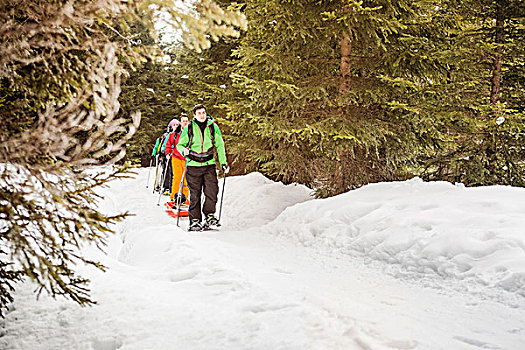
[167,36,243,171]
[173,0,523,193]
[0,0,143,316]
[420,0,525,186]
[120,0,247,167]
[120,56,185,166]
[224,0,456,196]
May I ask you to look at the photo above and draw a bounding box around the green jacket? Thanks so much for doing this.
[152,137,161,156]
[176,116,227,167]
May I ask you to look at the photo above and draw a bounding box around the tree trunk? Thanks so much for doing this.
[334,146,345,194]
[339,33,352,95]
[339,4,352,96]
[490,4,504,105]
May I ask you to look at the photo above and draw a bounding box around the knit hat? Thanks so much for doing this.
[169,119,180,127]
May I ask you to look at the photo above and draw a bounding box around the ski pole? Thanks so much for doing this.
[146,157,153,188]
[156,156,171,206]
[218,168,227,222]
[176,160,189,227]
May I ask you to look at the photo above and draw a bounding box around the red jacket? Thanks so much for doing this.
[164,132,185,160]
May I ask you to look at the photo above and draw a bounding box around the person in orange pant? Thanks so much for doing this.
[165,114,190,207]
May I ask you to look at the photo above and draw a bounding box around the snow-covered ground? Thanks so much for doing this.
[2,169,525,350]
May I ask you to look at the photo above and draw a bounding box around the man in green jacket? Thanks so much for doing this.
[177,104,229,231]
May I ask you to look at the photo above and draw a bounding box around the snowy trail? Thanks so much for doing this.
[210,230,524,349]
[2,169,524,350]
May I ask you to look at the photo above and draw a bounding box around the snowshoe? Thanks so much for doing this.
[172,193,187,205]
[164,201,189,218]
[188,219,203,232]
[170,201,184,210]
[204,213,221,229]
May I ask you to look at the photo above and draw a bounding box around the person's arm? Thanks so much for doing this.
[213,124,227,166]
[161,133,169,154]
[172,133,184,158]
[152,138,160,156]
[165,132,174,156]
[176,125,190,156]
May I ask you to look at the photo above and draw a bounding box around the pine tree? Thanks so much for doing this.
[0,0,142,315]
[169,37,240,119]
[225,0,457,196]
[158,1,245,172]
[421,0,525,185]
[0,0,246,316]
[167,34,243,169]
[119,0,247,165]
[120,55,186,166]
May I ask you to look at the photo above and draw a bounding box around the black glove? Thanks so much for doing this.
[221,164,230,174]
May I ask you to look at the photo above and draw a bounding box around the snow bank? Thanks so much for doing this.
[98,171,313,266]
[4,170,525,350]
[220,172,313,229]
[263,177,525,295]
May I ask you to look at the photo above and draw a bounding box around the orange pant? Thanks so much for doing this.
[170,157,189,201]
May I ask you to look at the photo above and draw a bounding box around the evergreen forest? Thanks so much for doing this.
[0,0,523,316]
[125,0,524,196]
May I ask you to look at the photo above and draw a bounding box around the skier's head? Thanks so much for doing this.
[169,118,180,129]
[192,104,207,122]
[180,113,190,128]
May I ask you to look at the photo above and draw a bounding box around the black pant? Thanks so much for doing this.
[186,165,219,222]
[162,157,173,192]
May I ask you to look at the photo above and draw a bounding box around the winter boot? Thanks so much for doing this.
[188,219,203,232]
[204,213,220,229]
[172,193,187,206]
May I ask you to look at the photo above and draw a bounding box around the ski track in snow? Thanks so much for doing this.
[2,169,525,350]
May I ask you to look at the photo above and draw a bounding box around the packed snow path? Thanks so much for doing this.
[2,169,524,349]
